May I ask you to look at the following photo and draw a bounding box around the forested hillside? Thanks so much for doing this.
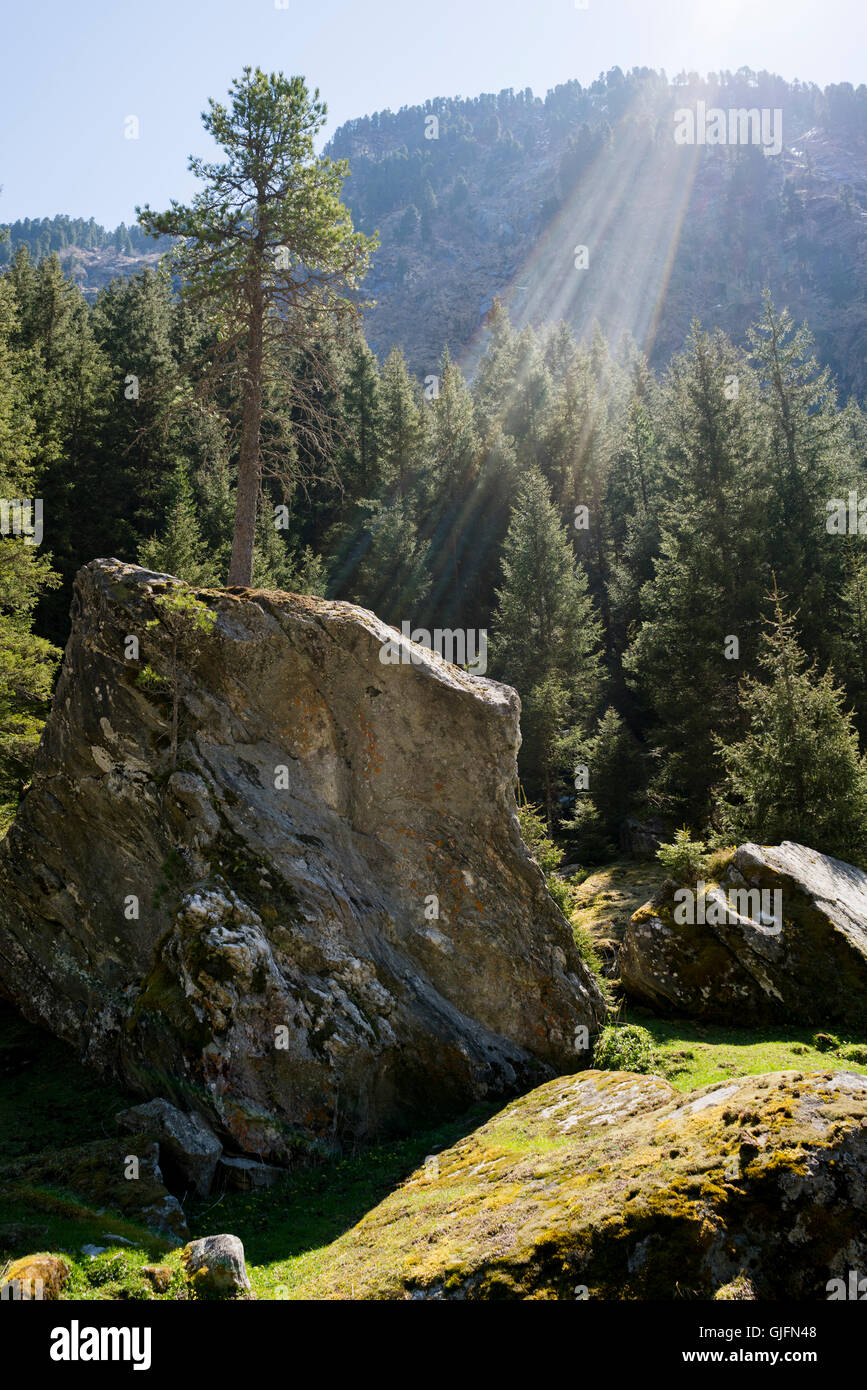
[4,51,867,1325]
[2,233,866,860]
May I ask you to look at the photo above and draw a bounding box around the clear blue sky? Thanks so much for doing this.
[1,0,864,227]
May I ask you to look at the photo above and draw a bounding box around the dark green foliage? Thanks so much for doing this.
[715,595,867,866]
[492,467,602,824]
[566,707,646,860]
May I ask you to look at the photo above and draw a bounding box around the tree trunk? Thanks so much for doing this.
[228,294,265,586]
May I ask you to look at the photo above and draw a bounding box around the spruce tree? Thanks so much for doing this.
[139,463,216,586]
[624,325,769,823]
[491,467,602,824]
[379,347,423,501]
[421,349,481,624]
[340,337,382,501]
[750,293,851,666]
[716,592,867,865]
[566,706,646,858]
[0,277,61,821]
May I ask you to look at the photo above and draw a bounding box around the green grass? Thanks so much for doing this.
[639,1014,867,1090]
[182,1107,501,1299]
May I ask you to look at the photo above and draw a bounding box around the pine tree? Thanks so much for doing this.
[340,337,382,500]
[750,293,852,666]
[421,349,481,624]
[138,67,375,585]
[472,299,519,436]
[566,706,646,858]
[716,591,867,865]
[139,463,216,586]
[9,250,112,640]
[335,496,430,624]
[379,347,423,501]
[624,325,769,823]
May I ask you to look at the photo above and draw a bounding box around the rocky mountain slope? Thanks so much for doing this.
[330,78,867,395]
[7,73,865,395]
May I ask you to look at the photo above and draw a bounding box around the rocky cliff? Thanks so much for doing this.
[0,560,605,1159]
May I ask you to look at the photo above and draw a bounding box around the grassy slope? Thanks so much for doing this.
[2,856,866,1297]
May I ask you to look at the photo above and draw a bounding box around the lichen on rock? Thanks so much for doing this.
[290,1067,867,1300]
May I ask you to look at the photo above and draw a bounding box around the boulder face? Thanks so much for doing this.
[620,842,867,1027]
[0,559,605,1159]
[291,1067,867,1300]
[116,1098,222,1197]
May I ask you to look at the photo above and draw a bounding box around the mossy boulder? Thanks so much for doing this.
[181,1233,251,1298]
[620,842,867,1027]
[1,1254,69,1300]
[291,1067,867,1300]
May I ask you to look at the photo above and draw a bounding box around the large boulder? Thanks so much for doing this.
[291,1067,867,1300]
[116,1098,222,1197]
[620,842,867,1026]
[0,560,605,1158]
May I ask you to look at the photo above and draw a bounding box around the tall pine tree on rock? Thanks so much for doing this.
[138,67,375,586]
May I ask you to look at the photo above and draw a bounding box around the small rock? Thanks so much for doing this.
[1,1254,70,1300]
[181,1234,251,1297]
[140,1193,188,1247]
[81,1244,108,1259]
[141,1264,173,1293]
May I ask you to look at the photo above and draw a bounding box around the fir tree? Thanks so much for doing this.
[715,591,867,864]
[491,467,602,824]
